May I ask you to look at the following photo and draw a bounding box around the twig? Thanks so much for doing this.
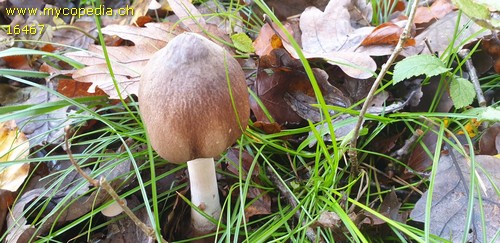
[457,49,487,107]
[64,126,99,187]
[348,0,420,173]
[391,129,424,160]
[64,126,167,243]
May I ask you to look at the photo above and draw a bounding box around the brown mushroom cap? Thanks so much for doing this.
[139,32,250,164]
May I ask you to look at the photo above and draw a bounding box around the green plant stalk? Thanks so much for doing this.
[423,121,445,241]
[452,120,481,242]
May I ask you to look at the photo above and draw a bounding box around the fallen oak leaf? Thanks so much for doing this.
[64,22,180,99]
[293,0,377,78]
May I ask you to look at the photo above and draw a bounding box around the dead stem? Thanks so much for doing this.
[348,0,421,173]
[64,126,167,243]
[457,49,487,107]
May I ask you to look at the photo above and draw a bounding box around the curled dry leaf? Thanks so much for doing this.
[0,120,30,192]
[360,22,416,47]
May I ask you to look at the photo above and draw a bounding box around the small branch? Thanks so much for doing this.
[64,126,99,187]
[64,126,167,243]
[391,129,424,160]
[348,0,420,173]
[457,49,487,107]
[99,177,158,238]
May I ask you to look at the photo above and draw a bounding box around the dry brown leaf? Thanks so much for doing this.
[297,0,376,79]
[0,189,15,232]
[253,121,282,134]
[52,19,96,50]
[414,11,488,56]
[2,55,30,70]
[414,0,454,24]
[57,79,107,98]
[257,0,329,20]
[128,0,153,25]
[411,154,500,242]
[362,190,404,225]
[0,120,30,192]
[348,0,373,27]
[285,68,351,123]
[65,22,180,99]
[13,84,75,147]
[479,123,500,155]
[361,22,416,47]
[253,21,301,58]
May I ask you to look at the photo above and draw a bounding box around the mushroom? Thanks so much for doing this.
[139,32,250,235]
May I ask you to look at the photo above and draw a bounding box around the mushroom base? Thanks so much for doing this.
[187,157,221,235]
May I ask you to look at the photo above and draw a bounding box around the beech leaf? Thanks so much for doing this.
[393,54,450,84]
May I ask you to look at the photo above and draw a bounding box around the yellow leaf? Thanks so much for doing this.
[0,121,30,192]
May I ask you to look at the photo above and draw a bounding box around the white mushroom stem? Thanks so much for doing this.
[187,157,221,234]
